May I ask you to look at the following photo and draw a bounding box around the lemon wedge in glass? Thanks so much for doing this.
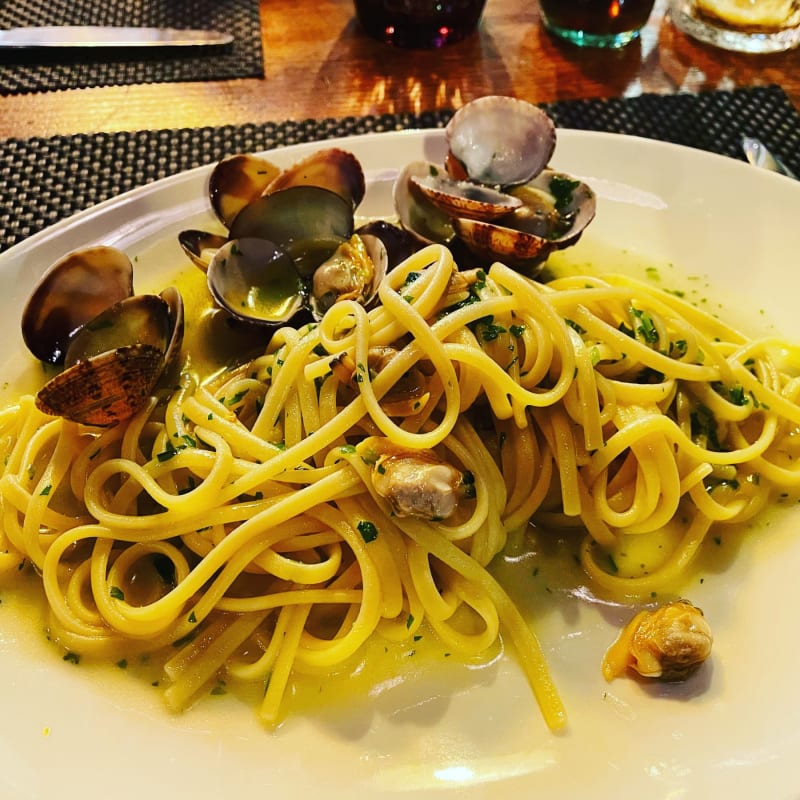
[695,0,796,27]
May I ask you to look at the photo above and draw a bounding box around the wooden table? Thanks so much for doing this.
[0,0,798,139]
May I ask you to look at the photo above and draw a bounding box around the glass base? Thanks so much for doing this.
[543,19,642,48]
[358,22,478,48]
[670,0,800,53]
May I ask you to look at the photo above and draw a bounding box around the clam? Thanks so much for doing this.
[159,286,185,377]
[444,95,557,187]
[393,97,596,272]
[330,348,430,416]
[35,289,184,426]
[454,169,596,269]
[369,442,466,521]
[22,246,134,365]
[207,238,307,327]
[355,220,419,271]
[508,168,597,246]
[178,230,228,272]
[310,234,384,319]
[210,153,281,228]
[602,600,713,682]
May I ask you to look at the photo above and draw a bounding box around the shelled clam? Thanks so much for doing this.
[179,148,420,328]
[21,246,184,426]
[393,95,596,273]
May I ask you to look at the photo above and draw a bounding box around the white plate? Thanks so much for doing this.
[1,130,799,800]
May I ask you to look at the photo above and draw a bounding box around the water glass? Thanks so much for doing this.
[354,0,487,48]
[539,0,657,48]
[670,0,800,53]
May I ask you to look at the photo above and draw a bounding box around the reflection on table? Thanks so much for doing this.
[0,0,797,138]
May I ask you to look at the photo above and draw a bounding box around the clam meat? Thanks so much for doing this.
[602,599,714,682]
[369,441,468,520]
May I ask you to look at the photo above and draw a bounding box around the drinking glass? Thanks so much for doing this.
[670,0,800,53]
[539,0,657,48]
[354,0,487,48]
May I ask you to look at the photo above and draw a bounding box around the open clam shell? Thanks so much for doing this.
[210,153,282,229]
[159,286,185,376]
[445,95,557,187]
[355,220,420,271]
[228,185,354,278]
[393,161,456,246]
[36,344,166,427]
[309,233,387,320]
[63,294,173,368]
[507,168,597,248]
[453,169,596,270]
[36,291,184,426]
[178,230,228,272]
[21,246,134,365]
[410,169,523,221]
[207,238,307,327]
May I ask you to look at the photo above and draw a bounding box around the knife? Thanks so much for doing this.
[0,26,234,48]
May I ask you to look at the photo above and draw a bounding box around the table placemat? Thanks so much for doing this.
[1,85,797,252]
[0,0,263,95]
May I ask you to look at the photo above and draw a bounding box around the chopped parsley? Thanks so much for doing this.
[156,440,186,463]
[227,389,249,406]
[357,520,378,543]
[713,382,748,406]
[629,307,659,344]
[549,175,580,213]
[691,404,722,451]
[564,318,586,335]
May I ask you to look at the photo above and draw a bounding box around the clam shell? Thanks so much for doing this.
[228,185,354,278]
[178,230,228,272]
[207,238,306,326]
[509,168,597,247]
[22,246,134,365]
[309,234,383,320]
[63,294,172,368]
[36,344,165,426]
[410,171,522,221]
[452,216,554,271]
[355,220,419,271]
[160,286,185,376]
[210,154,281,228]
[393,161,456,246]
[265,148,366,209]
[445,96,556,187]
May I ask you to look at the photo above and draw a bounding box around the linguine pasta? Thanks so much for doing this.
[1,242,799,730]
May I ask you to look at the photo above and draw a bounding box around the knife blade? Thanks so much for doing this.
[0,26,234,48]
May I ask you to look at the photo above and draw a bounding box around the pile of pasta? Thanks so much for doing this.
[2,242,799,731]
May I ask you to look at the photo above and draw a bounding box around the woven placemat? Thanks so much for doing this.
[1,85,798,251]
[0,0,262,95]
